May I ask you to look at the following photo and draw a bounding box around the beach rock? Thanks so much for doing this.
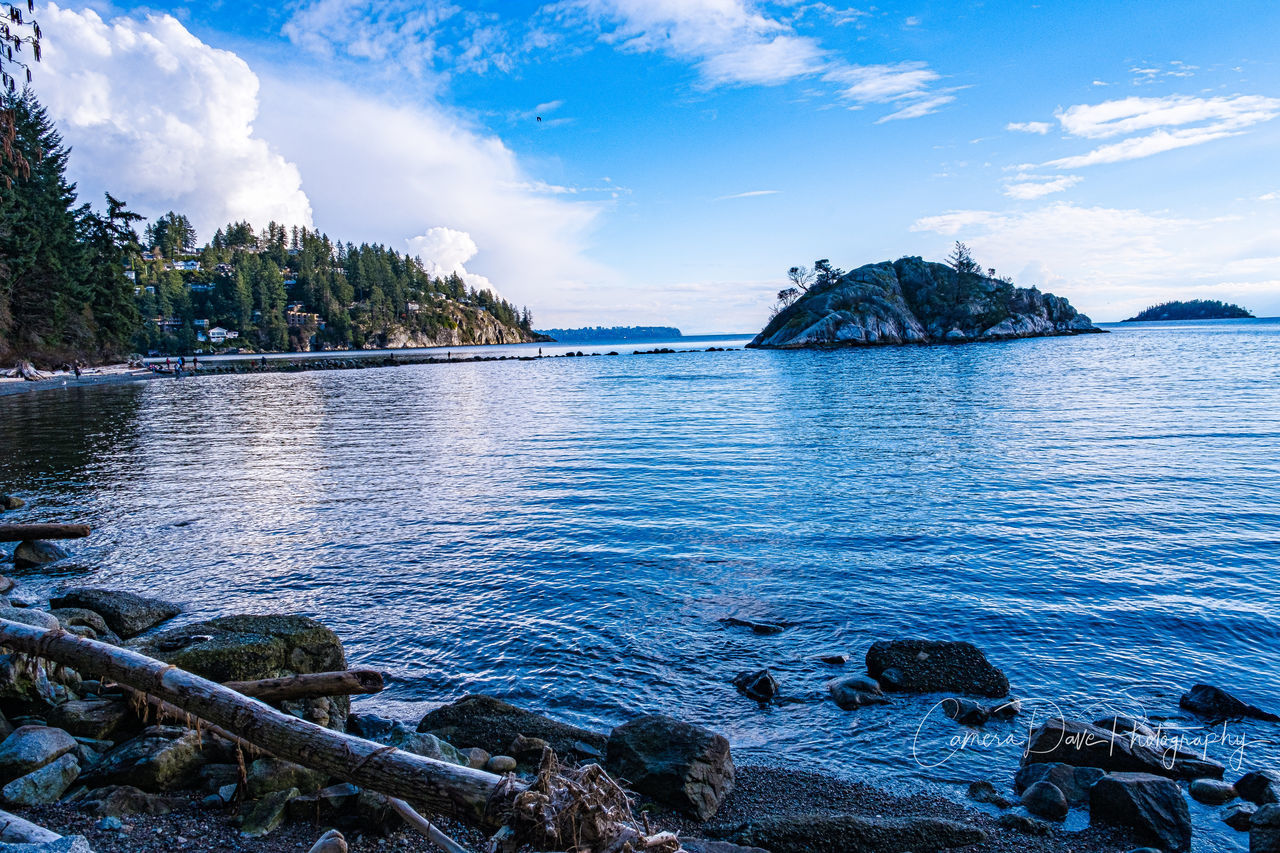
[47,699,134,741]
[1021,780,1069,821]
[0,837,92,853]
[308,829,348,853]
[1180,684,1280,722]
[733,669,779,703]
[0,726,77,783]
[0,655,76,706]
[718,617,786,635]
[606,714,734,821]
[716,813,987,852]
[0,607,60,632]
[1190,777,1238,805]
[1090,772,1192,852]
[485,755,516,773]
[241,786,301,837]
[683,841,769,853]
[88,726,205,791]
[12,541,68,569]
[0,496,24,511]
[819,653,850,665]
[50,588,180,638]
[1253,804,1280,853]
[967,780,1012,809]
[1014,762,1105,806]
[0,577,13,595]
[246,757,328,798]
[996,813,1052,835]
[461,747,489,769]
[79,785,180,816]
[1237,771,1280,805]
[1,753,79,805]
[1093,715,1156,739]
[1024,719,1223,780]
[828,675,890,710]
[865,640,1008,697]
[198,764,241,792]
[347,714,468,766]
[942,696,990,726]
[749,256,1099,350]
[49,609,121,645]
[416,695,607,760]
[1225,803,1257,831]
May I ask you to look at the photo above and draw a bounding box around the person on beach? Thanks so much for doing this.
[165,357,171,369]
[192,355,198,371]
[73,362,81,378]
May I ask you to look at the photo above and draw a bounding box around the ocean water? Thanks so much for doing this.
[2,319,1279,851]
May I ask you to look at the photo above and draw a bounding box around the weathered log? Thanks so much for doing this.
[225,669,385,702]
[0,618,516,827]
[0,807,62,843]
[389,797,471,853]
[0,524,91,542]
[6,361,50,382]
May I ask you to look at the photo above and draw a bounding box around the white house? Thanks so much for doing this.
[208,327,240,344]
[171,260,200,272]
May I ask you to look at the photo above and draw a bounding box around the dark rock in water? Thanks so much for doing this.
[0,725,77,783]
[941,697,990,726]
[1189,777,1237,805]
[1180,684,1280,722]
[1237,770,1280,805]
[732,669,780,703]
[1253,804,1280,853]
[86,726,206,791]
[49,608,122,645]
[714,813,987,852]
[47,699,135,741]
[1014,762,1104,806]
[0,495,25,510]
[1021,780,1069,821]
[749,256,1099,350]
[79,785,181,816]
[1090,772,1192,852]
[13,540,69,569]
[1224,803,1257,831]
[416,695,607,760]
[1093,715,1156,739]
[866,639,1008,697]
[827,675,890,710]
[51,588,180,638]
[967,780,1012,809]
[819,653,850,665]
[606,714,733,821]
[719,617,786,635]
[1024,719,1223,780]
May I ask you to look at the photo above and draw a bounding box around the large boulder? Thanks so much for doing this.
[715,813,987,852]
[865,640,1008,697]
[1090,772,1192,852]
[13,541,69,569]
[1020,780,1068,820]
[1014,762,1104,806]
[1238,771,1280,806]
[1,753,79,805]
[246,757,328,798]
[49,588,180,638]
[417,695,607,761]
[1190,778,1238,805]
[0,606,60,632]
[348,715,468,766]
[85,726,205,791]
[606,714,733,821]
[1180,684,1279,722]
[47,699,135,741]
[0,726,77,784]
[1024,719,1223,780]
[1252,804,1280,853]
[49,608,121,645]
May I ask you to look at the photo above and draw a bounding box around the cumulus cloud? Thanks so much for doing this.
[406,227,495,293]
[35,4,312,237]
[1007,121,1052,134]
[910,202,1280,319]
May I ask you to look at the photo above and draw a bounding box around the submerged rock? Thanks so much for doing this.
[1252,804,1280,853]
[750,256,1099,350]
[13,541,69,569]
[1024,719,1223,780]
[50,588,180,638]
[865,640,1008,697]
[416,695,607,760]
[828,675,891,710]
[732,669,780,703]
[715,813,987,852]
[1237,770,1280,805]
[606,714,734,821]
[1180,684,1280,722]
[1090,772,1192,852]
[718,617,786,635]
[1190,777,1237,805]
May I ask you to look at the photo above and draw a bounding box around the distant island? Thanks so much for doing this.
[537,326,682,343]
[751,245,1100,349]
[1123,300,1254,322]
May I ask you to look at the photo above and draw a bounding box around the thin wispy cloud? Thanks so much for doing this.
[1007,121,1052,134]
[1003,175,1083,200]
[717,190,780,200]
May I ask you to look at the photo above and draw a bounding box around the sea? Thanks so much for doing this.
[2,319,1278,851]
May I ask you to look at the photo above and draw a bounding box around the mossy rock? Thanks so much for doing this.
[128,614,346,682]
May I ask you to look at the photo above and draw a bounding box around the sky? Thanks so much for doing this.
[25,0,1280,331]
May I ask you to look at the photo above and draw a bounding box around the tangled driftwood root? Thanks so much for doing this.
[4,361,49,381]
[495,748,682,853]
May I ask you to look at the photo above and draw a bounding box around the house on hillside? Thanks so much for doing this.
[171,260,200,272]
[209,327,240,344]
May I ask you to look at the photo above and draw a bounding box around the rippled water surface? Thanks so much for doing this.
[3,321,1279,851]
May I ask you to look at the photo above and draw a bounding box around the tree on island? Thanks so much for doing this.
[947,241,981,277]
[1123,299,1254,322]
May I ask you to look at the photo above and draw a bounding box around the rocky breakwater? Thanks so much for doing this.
[749,256,1101,349]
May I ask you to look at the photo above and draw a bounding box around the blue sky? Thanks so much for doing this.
[30,0,1280,331]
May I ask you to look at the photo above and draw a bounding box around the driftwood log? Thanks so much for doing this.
[5,361,49,382]
[226,669,385,702]
[0,524,91,542]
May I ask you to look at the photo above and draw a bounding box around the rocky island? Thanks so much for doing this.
[1123,299,1254,322]
[749,251,1100,349]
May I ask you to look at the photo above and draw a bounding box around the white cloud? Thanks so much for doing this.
[1007,121,1052,134]
[407,227,495,293]
[1041,94,1280,169]
[1261,191,1280,201]
[35,4,312,237]
[1002,175,1082,199]
[717,189,779,199]
[911,202,1280,320]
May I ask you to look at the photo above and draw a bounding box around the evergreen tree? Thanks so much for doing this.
[78,193,142,353]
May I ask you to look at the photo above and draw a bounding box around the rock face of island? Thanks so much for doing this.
[749,257,1100,349]
[1123,300,1254,322]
